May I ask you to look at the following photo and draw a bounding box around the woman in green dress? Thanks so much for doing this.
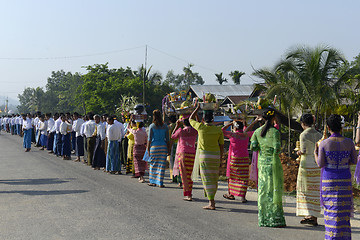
[250,108,286,227]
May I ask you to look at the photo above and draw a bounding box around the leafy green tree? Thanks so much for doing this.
[164,64,204,91]
[17,87,46,113]
[44,70,84,113]
[229,71,245,84]
[80,63,173,115]
[215,72,227,85]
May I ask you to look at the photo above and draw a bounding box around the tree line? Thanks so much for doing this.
[16,44,360,127]
[16,63,246,115]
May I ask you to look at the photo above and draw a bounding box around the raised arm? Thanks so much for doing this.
[222,121,233,131]
[355,112,360,144]
[244,116,262,133]
[190,103,200,122]
[171,120,181,139]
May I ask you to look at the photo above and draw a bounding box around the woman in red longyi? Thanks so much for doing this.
[222,117,261,203]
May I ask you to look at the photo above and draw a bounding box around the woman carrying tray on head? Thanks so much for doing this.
[171,117,198,201]
[189,104,224,210]
[127,115,148,183]
[222,117,261,203]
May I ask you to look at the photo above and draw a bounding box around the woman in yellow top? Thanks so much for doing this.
[190,104,224,210]
[126,120,137,175]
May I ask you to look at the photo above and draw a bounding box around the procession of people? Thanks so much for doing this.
[1,106,360,240]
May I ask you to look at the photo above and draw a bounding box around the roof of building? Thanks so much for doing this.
[188,84,255,100]
[221,95,249,106]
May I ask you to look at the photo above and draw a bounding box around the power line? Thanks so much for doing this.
[147,45,220,73]
[0,45,146,60]
[0,44,222,74]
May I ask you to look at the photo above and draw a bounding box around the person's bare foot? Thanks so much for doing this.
[183,196,192,201]
[203,205,215,210]
[239,197,247,203]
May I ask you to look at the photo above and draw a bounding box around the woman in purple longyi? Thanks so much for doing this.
[315,114,359,240]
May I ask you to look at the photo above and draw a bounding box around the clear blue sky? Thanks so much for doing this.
[1,0,359,103]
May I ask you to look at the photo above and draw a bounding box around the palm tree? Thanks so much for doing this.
[229,71,245,84]
[276,45,347,124]
[215,72,227,85]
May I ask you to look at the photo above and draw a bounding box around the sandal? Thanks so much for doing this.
[159,185,165,188]
[223,194,235,200]
[148,183,156,187]
[300,218,318,226]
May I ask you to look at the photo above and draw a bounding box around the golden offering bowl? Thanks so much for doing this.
[294,141,300,161]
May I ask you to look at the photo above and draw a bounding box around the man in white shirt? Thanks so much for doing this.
[10,115,15,135]
[80,115,88,163]
[83,113,96,166]
[22,114,33,152]
[106,116,122,174]
[72,112,85,162]
[19,116,24,137]
[54,113,64,156]
[66,112,76,152]
[33,112,41,146]
[60,115,72,160]
[45,113,55,152]
[114,117,125,166]
[15,114,20,136]
[92,115,106,169]
[38,115,48,150]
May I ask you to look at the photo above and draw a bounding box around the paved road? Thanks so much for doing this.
[0,133,359,240]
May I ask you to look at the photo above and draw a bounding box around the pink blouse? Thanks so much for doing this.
[171,126,198,154]
[127,128,147,145]
[223,130,254,157]
[223,130,254,177]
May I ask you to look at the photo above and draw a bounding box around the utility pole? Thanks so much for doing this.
[143,45,148,104]
[5,96,8,113]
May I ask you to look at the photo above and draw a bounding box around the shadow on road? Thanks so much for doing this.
[0,189,88,196]
[0,178,75,185]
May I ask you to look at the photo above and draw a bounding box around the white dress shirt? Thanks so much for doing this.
[39,121,48,135]
[60,121,72,135]
[106,123,122,141]
[114,120,125,141]
[80,121,87,136]
[96,123,106,140]
[55,118,62,134]
[22,118,33,130]
[47,118,55,133]
[84,120,96,138]
[33,117,39,129]
[73,118,85,137]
